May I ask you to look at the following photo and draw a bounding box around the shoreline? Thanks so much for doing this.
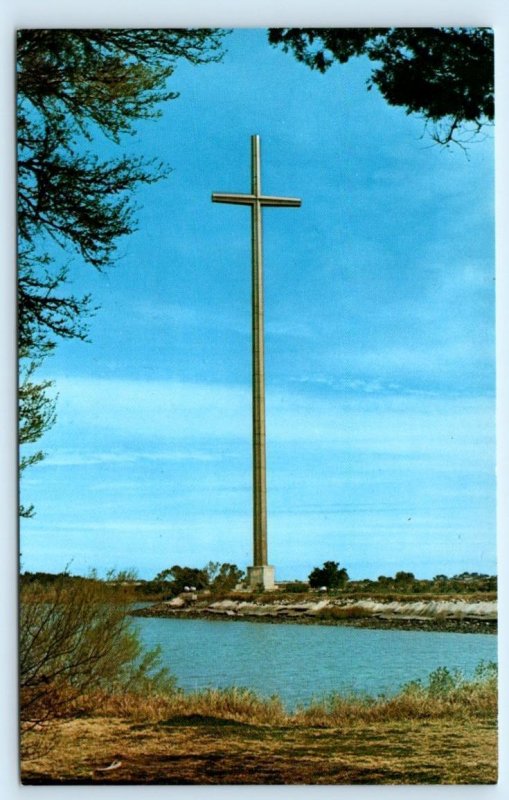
[132,597,497,635]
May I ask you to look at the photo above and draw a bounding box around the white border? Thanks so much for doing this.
[2,2,508,798]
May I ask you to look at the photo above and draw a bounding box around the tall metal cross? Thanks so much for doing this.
[212,135,301,590]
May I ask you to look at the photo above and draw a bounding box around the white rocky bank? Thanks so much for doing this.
[164,596,497,622]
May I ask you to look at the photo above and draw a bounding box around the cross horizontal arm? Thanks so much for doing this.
[212,192,256,205]
[212,192,301,208]
[260,195,301,207]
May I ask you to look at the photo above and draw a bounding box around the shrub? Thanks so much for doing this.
[295,661,497,725]
[20,572,175,754]
[283,582,310,594]
[308,561,349,590]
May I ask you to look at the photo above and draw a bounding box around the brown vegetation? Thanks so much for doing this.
[20,573,174,758]
[21,664,497,784]
[21,716,497,785]
[315,605,373,621]
[77,661,498,726]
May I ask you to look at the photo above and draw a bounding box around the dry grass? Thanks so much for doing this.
[76,662,496,728]
[21,715,497,785]
[82,686,287,726]
[220,590,497,603]
[315,604,373,621]
[79,682,495,728]
[294,683,496,726]
[21,664,498,785]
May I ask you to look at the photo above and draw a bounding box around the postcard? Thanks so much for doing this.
[16,22,498,787]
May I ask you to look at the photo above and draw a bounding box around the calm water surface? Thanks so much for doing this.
[134,616,497,709]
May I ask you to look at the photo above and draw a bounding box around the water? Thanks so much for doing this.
[133,616,497,709]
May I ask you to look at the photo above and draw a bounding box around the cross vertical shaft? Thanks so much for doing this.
[212,135,301,589]
[250,135,267,567]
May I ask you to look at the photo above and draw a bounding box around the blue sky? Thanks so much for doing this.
[20,28,495,581]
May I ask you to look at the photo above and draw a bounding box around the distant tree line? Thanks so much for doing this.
[20,562,246,599]
[21,566,496,598]
[349,571,497,595]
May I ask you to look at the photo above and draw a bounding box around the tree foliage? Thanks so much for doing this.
[308,560,349,589]
[394,570,416,584]
[269,27,494,145]
[154,562,244,595]
[155,565,210,594]
[205,561,245,592]
[18,358,57,518]
[17,29,226,512]
[18,29,225,351]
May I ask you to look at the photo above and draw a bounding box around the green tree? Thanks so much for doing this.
[268,27,493,145]
[308,560,349,590]
[155,565,209,595]
[18,357,57,518]
[205,562,245,593]
[394,570,415,584]
[17,29,226,513]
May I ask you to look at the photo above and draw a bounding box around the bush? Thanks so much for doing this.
[308,561,349,590]
[283,582,310,594]
[20,572,175,754]
[296,661,497,725]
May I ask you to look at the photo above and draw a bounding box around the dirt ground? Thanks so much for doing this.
[21,714,498,785]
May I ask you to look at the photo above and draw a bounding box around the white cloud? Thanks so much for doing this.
[41,448,226,467]
[52,376,251,440]
[304,254,494,390]
[346,340,491,377]
[265,320,314,339]
[136,301,243,332]
[46,376,494,467]
[135,301,315,340]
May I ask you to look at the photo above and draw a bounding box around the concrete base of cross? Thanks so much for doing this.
[246,565,276,591]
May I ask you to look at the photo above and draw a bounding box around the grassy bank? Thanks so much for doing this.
[21,663,497,785]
